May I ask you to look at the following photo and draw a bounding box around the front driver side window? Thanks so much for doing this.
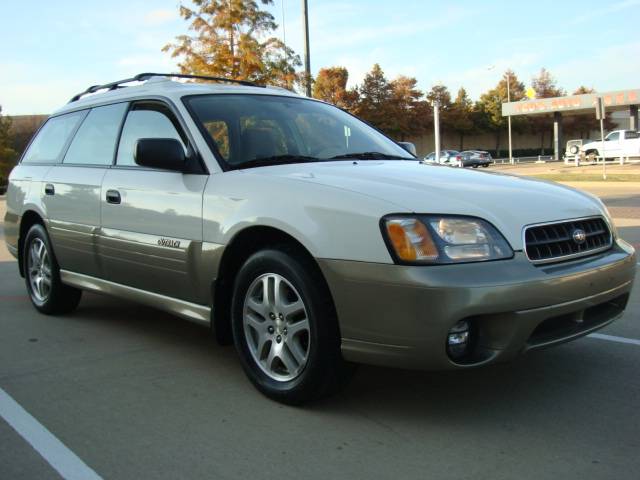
[116,104,187,167]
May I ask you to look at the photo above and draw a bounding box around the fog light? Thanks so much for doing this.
[447,320,471,359]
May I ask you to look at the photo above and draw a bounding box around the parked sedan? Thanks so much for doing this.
[424,150,462,166]
[460,150,492,168]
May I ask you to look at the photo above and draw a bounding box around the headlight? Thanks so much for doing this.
[382,215,513,264]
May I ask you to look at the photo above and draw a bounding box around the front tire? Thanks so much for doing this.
[231,247,350,404]
[23,224,82,314]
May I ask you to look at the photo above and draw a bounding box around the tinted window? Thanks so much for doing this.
[186,94,412,168]
[117,105,187,167]
[625,131,639,139]
[63,103,128,165]
[606,132,619,141]
[21,111,85,164]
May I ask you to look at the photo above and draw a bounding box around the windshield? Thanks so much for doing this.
[184,94,414,169]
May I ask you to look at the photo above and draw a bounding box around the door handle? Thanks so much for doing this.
[44,184,55,196]
[106,189,121,204]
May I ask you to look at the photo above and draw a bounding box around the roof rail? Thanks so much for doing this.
[68,72,264,103]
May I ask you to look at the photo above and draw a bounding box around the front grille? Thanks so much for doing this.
[524,217,612,264]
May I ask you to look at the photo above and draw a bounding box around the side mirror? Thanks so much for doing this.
[135,138,186,171]
[398,142,417,156]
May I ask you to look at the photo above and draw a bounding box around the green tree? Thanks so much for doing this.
[312,67,359,110]
[163,0,302,88]
[530,68,565,153]
[355,64,394,132]
[0,105,16,186]
[448,88,474,150]
[476,70,526,156]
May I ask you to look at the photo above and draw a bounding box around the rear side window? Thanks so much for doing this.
[63,103,128,165]
[625,131,639,139]
[116,104,187,167]
[21,111,85,164]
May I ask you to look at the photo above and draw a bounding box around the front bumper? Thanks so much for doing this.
[319,239,636,370]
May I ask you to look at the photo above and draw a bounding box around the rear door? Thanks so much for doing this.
[43,103,128,277]
[99,101,208,303]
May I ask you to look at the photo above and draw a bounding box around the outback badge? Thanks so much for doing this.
[158,238,181,248]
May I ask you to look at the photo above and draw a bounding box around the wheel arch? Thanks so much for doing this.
[17,210,47,277]
[211,225,335,345]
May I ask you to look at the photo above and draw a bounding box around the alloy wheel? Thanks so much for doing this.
[242,273,311,382]
[27,238,52,303]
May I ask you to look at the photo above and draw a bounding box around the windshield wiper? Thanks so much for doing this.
[233,154,321,170]
[328,152,410,160]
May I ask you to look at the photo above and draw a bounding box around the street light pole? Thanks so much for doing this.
[302,0,311,97]
[506,71,513,165]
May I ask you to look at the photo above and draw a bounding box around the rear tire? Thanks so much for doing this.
[23,224,82,315]
[231,247,351,404]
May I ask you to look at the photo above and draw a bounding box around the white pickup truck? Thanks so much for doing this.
[580,129,640,159]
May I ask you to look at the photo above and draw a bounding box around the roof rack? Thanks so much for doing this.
[68,72,264,103]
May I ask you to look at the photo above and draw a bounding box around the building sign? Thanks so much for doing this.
[502,89,640,116]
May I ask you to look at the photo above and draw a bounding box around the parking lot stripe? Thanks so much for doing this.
[588,333,640,347]
[0,388,102,480]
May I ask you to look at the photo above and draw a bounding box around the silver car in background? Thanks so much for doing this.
[424,150,462,166]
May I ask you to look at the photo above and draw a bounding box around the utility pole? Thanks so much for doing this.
[506,71,513,165]
[433,100,441,164]
[596,97,607,180]
[302,0,311,97]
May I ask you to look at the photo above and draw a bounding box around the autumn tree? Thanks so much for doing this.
[386,76,431,140]
[355,64,394,132]
[163,0,302,88]
[312,67,359,110]
[476,70,526,155]
[529,68,565,152]
[425,85,452,110]
[0,105,16,186]
[448,88,474,150]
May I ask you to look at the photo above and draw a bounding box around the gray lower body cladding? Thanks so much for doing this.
[319,240,636,370]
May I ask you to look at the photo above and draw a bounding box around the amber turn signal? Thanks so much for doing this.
[385,218,439,262]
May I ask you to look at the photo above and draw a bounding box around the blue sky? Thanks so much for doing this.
[1,0,639,114]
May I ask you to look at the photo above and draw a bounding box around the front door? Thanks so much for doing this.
[99,101,208,303]
[604,131,621,158]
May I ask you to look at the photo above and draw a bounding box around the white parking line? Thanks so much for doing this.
[0,388,102,480]
[588,333,640,347]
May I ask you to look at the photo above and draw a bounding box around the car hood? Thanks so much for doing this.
[247,160,606,250]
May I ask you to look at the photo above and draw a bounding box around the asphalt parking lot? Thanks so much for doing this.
[1,185,639,480]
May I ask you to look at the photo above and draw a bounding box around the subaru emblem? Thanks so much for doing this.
[572,229,586,244]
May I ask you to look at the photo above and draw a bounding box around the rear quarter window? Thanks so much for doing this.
[21,111,85,164]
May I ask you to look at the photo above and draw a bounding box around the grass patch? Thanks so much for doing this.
[527,174,640,182]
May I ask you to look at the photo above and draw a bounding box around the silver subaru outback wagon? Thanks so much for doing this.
[4,73,636,404]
